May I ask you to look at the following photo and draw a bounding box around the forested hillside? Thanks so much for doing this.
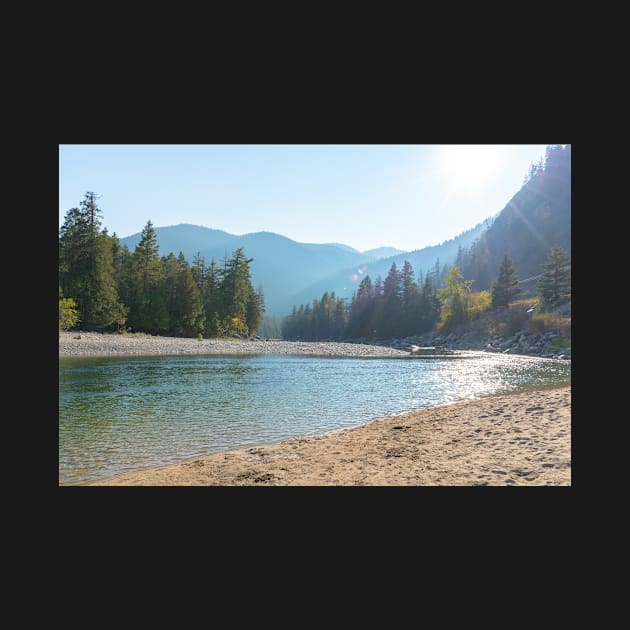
[286,217,493,311]
[456,144,570,290]
[59,194,264,337]
[59,145,570,345]
[282,144,571,344]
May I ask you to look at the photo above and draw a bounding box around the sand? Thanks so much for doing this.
[87,385,571,486]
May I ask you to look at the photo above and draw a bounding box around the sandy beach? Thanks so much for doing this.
[87,385,571,486]
[59,331,409,358]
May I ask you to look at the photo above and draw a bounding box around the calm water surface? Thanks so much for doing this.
[59,352,570,485]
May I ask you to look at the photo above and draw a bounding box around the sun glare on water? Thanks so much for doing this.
[439,144,504,190]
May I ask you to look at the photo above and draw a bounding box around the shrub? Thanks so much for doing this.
[527,312,571,337]
[59,297,80,332]
[488,320,509,338]
[551,336,571,349]
[468,290,492,320]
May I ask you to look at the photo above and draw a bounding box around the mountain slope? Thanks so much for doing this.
[120,225,372,315]
[286,218,493,311]
[457,144,571,291]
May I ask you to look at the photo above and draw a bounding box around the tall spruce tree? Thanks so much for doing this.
[58,192,126,328]
[537,246,571,310]
[418,275,440,333]
[246,286,266,336]
[127,220,168,332]
[491,253,521,310]
[379,262,402,338]
[173,252,204,336]
[220,247,255,335]
[400,260,421,337]
[202,258,222,336]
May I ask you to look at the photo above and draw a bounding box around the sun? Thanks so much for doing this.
[438,144,503,189]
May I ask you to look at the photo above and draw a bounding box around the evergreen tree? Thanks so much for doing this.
[162,252,180,327]
[246,286,266,336]
[347,275,374,338]
[84,231,127,327]
[537,246,571,310]
[332,296,347,339]
[400,260,420,337]
[59,192,126,328]
[127,220,169,332]
[202,258,223,336]
[379,262,402,338]
[220,247,254,334]
[491,253,521,310]
[173,252,204,336]
[191,252,206,293]
[418,275,440,333]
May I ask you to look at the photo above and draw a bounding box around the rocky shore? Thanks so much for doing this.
[59,329,571,360]
[382,329,571,360]
[59,331,410,358]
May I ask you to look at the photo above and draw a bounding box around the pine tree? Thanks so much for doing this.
[347,275,373,338]
[127,220,169,332]
[203,258,222,336]
[332,296,347,339]
[191,252,206,294]
[537,246,571,310]
[173,252,204,336]
[379,262,402,338]
[220,247,255,335]
[491,253,521,310]
[400,260,420,337]
[246,286,266,336]
[162,252,181,327]
[84,231,128,327]
[418,275,440,333]
[58,193,126,328]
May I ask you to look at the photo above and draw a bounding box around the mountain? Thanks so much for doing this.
[120,225,372,316]
[286,218,493,311]
[362,246,407,259]
[457,144,571,292]
[323,243,362,255]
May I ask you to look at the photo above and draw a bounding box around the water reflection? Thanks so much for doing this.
[59,352,570,485]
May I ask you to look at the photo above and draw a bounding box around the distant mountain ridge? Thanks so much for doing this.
[120,220,496,316]
[286,218,493,311]
[362,246,408,259]
[120,225,373,315]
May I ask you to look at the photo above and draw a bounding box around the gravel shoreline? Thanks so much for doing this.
[59,331,409,358]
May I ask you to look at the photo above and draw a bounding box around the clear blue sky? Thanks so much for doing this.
[59,144,550,253]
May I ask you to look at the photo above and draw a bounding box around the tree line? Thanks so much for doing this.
[59,192,265,337]
[282,247,570,341]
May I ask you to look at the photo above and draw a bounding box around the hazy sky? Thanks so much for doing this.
[59,144,549,253]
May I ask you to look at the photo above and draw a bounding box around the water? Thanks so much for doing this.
[59,352,571,485]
